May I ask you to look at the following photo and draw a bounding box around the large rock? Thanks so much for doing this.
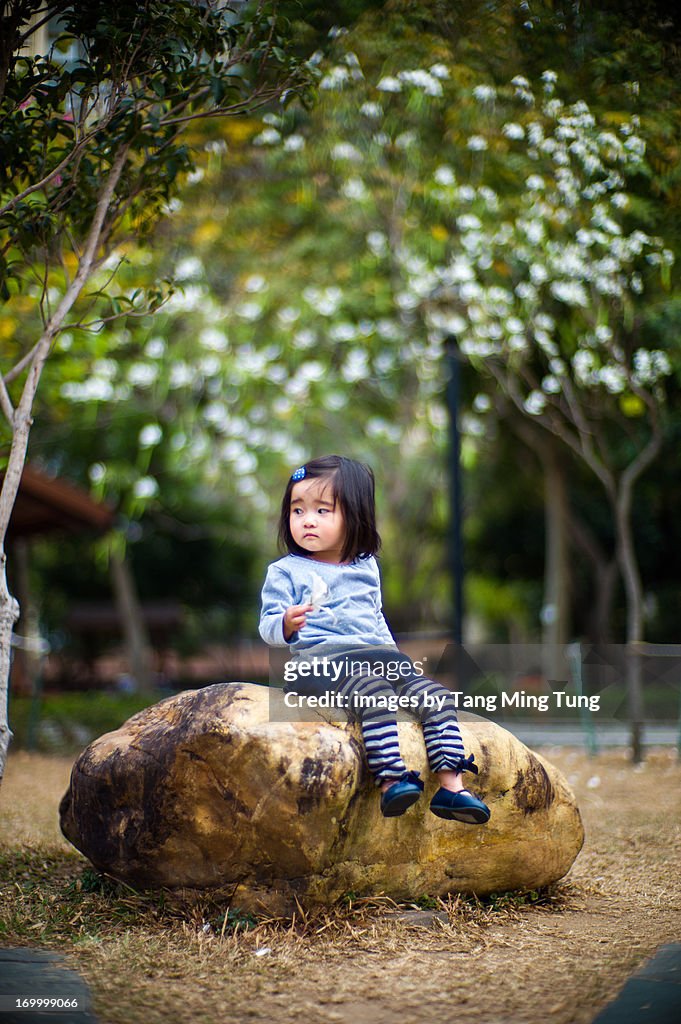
[60,682,584,913]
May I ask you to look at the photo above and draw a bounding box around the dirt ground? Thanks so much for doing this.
[1,745,680,1024]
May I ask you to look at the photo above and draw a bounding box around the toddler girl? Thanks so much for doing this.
[259,454,490,823]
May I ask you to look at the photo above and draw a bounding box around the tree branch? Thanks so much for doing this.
[0,374,15,427]
[0,141,131,543]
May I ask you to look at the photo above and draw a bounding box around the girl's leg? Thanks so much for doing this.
[335,673,408,784]
[394,675,468,776]
[395,674,490,823]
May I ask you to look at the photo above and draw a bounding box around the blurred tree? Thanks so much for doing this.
[10,0,681,719]
[0,0,309,780]
[187,40,676,757]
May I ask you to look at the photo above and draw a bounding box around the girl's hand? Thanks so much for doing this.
[283,603,314,641]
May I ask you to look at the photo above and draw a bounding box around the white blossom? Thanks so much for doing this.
[277,307,300,325]
[535,313,556,331]
[515,282,537,301]
[503,122,525,140]
[199,356,221,377]
[429,63,450,80]
[252,128,281,146]
[457,214,482,232]
[244,274,266,293]
[342,177,368,200]
[477,186,499,209]
[633,348,672,384]
[428,311,468,335]
[468,135,488,151]
[367,230,388,256]
[139,424,162,447]
[360,101,382,118]
[145,337,166,358]
[550,280,589,306]
[331,142,363,162]
[320,66,350,90]
[377,75,402,93]
[341,349,369,381]
[133,477,159,499]
[297,361,326,382]
[128,363,159,388]
[396,131,417,149]
[398,69,443,96]
[530,263,549,285]
[523,220,544,244]
[598,365,626,393]
[166,284,205,312]
[624,135,646,159]
[395,290,420,310]
[329,322,357,342]
[445,256,475,283]
[473,84,496,102]
[376,319,402,340]
[292,328,316,348]
[236,301,262,321]
[460,281,483,302]
[433,164,456,187]
[283,134,305,152]
[572,350,596,384]
[541,375,562,394]
[61,379,115,402]
[198,327,226,352]
[92,358,117,379]
[175,256,203,280]
[169,362,196,389]
[303,285,342,317]
[526,174,545,191]
[524,390,546,415]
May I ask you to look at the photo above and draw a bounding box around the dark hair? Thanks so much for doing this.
[277,455,381,562]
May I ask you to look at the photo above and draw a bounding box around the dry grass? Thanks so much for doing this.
[1,747,680,1024]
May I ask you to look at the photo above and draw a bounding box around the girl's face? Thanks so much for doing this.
[289,478,346,563]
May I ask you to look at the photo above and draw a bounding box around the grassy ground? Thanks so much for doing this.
[1,746,680,1024]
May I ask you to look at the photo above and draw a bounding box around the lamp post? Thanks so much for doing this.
[444,334,463,646]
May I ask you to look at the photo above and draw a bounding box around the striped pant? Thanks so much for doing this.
[292,649,468,784]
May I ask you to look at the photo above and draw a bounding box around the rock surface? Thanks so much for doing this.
[60,682,584,912]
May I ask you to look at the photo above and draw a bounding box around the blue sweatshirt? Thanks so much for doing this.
[258,553,396,656]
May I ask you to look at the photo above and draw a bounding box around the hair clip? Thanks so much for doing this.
[291,466,306,481]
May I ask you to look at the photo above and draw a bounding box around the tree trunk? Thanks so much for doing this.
[109,548,154,693]
[542,453,570,682]
[14,539,46,750]
[0,550,20,782]
[615,487,645,764]
[566,511,617,645]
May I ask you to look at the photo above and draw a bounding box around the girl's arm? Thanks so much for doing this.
[372,557,395,645]
[259,565,298,646]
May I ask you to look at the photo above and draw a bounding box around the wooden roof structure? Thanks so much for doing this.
[2,463,115,539]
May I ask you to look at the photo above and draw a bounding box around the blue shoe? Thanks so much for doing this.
[380,771,424,818]
[430,788,490,824]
